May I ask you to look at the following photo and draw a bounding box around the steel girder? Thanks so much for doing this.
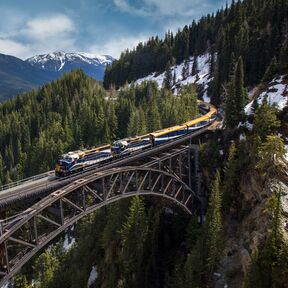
[0,166,199,286]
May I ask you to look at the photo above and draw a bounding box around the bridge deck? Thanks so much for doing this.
[0,124,215,208]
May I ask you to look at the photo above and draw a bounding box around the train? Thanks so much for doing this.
[55,103,217,177]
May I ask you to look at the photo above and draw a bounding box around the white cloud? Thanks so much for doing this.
[0,13,77,59]
[113,0,149,16]
[88,35,149,59]
[0,38,29,57]
[22,14,75,40]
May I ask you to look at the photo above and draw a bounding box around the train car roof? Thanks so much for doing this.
[118,133,150,143]
[78,144,111,156]
[184,105,217,126]
[150,124,187,137]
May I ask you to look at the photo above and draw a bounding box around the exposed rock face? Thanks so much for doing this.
[216,169,288,287]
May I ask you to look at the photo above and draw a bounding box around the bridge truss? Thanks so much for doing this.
[0,145,202,286]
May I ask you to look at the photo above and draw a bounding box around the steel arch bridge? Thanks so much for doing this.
[0,145,203,286]
[0,167,199,285]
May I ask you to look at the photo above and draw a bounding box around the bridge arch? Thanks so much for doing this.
[0,166,200,286]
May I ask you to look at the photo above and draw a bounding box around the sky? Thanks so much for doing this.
[0,0,229,59]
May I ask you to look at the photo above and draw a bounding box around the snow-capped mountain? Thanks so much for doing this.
[0,51,114,101]
[26,51,114,80]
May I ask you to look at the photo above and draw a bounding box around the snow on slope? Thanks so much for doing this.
[135,54,212,101]
[63,234,75,251]
[87,266,98,287]
[245,76,288,115]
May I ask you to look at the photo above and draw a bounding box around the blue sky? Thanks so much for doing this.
[0,0,229,59]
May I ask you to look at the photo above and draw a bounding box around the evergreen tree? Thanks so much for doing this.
[225,56,247,129]
[146,97,161,132]
[33,250,60,288]
[205,171,222,275]
[13,275,31,288]
[256,135,286,179]
[262,56,278,82]
[253,100,280,140]
[119,196,148,287]
[191,55,198,76]
[127,110,140,136]
[223,143,239,212]
[234,56,247,119]
[163,61,173,90]
[279,38,288,72]
[173,70,176,86]
[182,59,190,80]
[209,52,215,78]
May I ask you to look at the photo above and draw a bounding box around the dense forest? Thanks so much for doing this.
[0,70,198,185]
[104,0,288,103]
[11,96,288,288]
[1,0,288,287]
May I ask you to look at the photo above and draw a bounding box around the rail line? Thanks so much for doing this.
[0,123,217,208]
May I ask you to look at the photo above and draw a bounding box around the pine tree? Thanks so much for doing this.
[163,61,173,90]
[146,97,161,131]
[205,171,222,275]
[234,56,247,119]
[173,70,176,86]
[223,143,239,212]
[119,196,148,287]
[138,108,147,134]
[33,249,59,288]
[225,56,247,129]
[279,38,288,72]
[108,104,118,141]
[262,56,278,82]
[127,110,140,136]
[256,135,286,179]
[13,275,31,288]
[209,52,215,78]
[253,100,280,140]
[191,55,198,76]
[182,59,190,80]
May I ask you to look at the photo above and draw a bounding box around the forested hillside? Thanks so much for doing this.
[104,0,288,104]
[12,100,288,287]
[1,0,288,287]
[0,70,198,184]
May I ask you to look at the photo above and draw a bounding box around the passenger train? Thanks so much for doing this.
[55,102,217,177]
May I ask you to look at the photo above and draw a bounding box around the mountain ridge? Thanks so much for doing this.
[0,51,114,102]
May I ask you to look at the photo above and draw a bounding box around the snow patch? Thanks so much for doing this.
[87,266,98,287]
[238,121,253,131]
[285,145,288,161]
[63,234,75,251]
[245,76,288,114]
[134,53,212,97]
[239,134,246,141]
[26,52,114,71]
[202,90,211,103]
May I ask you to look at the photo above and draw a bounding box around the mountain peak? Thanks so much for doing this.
[25,51,115,79]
